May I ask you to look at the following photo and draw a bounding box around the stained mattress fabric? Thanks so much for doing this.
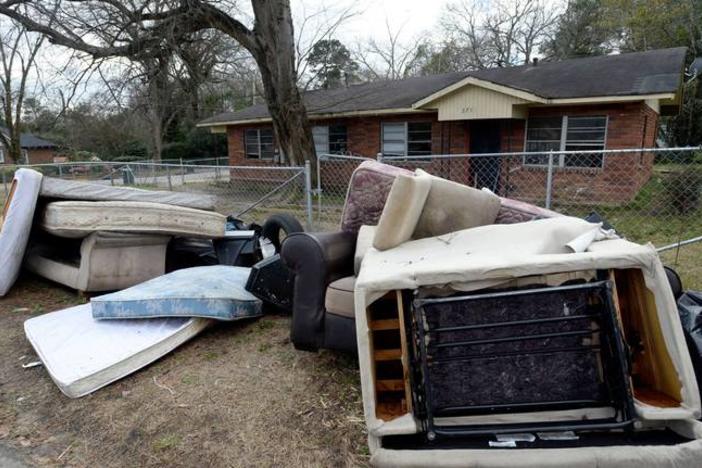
[0,169,43,296]
[91,265,263,320]
[40,176,216,211]
[40,200,226,239]
[24,303,211,398]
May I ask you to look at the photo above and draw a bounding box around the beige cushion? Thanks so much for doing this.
[413,169,502,239]
[354,225,377,275]
[325,276,356,318]
[372,173,432,251]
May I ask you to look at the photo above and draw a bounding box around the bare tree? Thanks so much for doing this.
[442,0,561,68]
[294,0,358,90]
[355,18,419,80]
[0,18,43,163]
[0,0,316,165]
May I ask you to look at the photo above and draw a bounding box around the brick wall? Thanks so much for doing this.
[225,101,659,203]
[505,102,659,204]
[27,148,56,164]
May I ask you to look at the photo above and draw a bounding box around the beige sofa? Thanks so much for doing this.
[26,232,171,292]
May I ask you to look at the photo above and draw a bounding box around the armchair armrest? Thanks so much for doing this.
[281,231,357,351]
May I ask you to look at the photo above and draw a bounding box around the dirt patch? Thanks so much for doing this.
[0,274,368,467]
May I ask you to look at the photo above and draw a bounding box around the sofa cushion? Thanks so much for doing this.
[340,160,413,233]
[372,172,432,251]
[495,197,562,224]
[354,225,376,275]
[325,276,356,319]
[413,169,502,239]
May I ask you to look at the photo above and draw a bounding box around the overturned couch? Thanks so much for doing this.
[347,168,702,466]
[26,176,226,293]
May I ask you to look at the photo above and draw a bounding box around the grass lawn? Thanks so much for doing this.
[551,168,702,290]
[0,275,368,467]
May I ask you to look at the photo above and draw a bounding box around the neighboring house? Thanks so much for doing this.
[0,127,59,165]
[198,47,688,202]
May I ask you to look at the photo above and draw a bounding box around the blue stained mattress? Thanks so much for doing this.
[91,266,263,321]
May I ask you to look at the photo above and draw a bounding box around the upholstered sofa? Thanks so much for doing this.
[281,160,560,353]
[25,178,225,293]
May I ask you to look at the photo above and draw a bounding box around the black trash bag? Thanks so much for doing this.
[677,292,702,393]
[213,217,262,267]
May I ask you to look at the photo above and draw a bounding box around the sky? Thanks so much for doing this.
[337,0,451,44]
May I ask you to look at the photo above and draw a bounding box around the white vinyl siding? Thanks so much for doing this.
[525,115,607,168]
[381,122,432,157]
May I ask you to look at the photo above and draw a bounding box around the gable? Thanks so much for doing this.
[418,84,532,120]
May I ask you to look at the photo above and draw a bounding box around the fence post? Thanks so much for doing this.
[180,158,185,185]
[316,155,323,224]
[545,150,554,210]
[166,164,173,191]
[304,160,313,230]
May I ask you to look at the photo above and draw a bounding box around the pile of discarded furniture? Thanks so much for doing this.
[1,168,297,397]
[280,161,702,466]
[4,161,702,466]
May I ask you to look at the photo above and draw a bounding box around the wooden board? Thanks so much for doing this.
[0,179,17,230]
[613,268,682,404]
[396,290,413,414]
[368,290,413,421]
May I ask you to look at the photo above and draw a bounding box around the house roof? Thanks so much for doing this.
[0,126,58,149]
[199,47,687,127]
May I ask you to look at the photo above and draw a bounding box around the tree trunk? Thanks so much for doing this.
[250,0,315,167]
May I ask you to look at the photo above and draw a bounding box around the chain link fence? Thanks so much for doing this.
[315,148,702,289]
[2,148,702,288]
[1,161,310,227]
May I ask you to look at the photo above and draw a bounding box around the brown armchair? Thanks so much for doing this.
[281,160,561,353]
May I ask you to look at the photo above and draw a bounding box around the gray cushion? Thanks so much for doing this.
[354,225,377,275]
[372,172,432,251]
[325,276,356,318]
[413,169,502,239]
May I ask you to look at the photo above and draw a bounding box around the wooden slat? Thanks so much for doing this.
[1,179,17,230]
[635,387,680,408]
[370,318,400,331]
[396,290,413,413]
[376,379,404,392]
[374,348,402,361]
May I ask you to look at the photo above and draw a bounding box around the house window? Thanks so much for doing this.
[0,147,4,164]
[381,121,433,157]
[244,128,275,159]
[313,125,348,155]
[525,116,607,168]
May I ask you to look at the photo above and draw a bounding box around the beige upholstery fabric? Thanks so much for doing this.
[372,173,432,251]
[325,276,356,318]
[40,201,225,239]
[354,225,377,275]
[26,232,170,292]
[414,169,502,239]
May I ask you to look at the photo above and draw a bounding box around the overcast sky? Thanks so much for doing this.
[337,0,451,43]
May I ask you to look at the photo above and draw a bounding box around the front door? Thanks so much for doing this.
[469,120,502,193]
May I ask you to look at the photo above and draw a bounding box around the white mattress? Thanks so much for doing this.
[24,303,211,398]
[41,176,217,211]
[0,169,43,296]
[40,201,226,238]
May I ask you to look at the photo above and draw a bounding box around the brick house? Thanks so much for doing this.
[198,48,688,202]
[0,127,59,165]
